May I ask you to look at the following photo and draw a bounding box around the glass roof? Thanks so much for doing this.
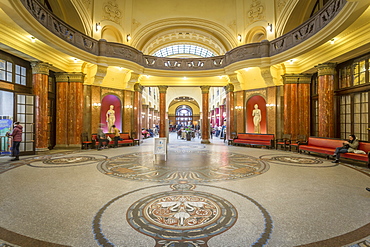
[153,45,215,58]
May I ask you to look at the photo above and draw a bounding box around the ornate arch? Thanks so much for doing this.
[101,25,123,43]
[131,18,237,55]
[245,26,267,44]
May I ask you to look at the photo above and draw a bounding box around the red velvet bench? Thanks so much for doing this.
[92,133,134,148]
[233,133,275,149]
[299,137,370,165]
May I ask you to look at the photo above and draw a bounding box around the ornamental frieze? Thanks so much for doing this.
[103,0,122,24]
[248,0,265,23]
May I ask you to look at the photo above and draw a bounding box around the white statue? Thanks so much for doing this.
[252,104,261,133]
[106,105,116,133]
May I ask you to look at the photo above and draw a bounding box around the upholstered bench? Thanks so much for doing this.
[233,133,275,149]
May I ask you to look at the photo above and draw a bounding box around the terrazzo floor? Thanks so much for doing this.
[0,133,369,247]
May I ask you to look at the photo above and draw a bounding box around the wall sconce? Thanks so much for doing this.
[126,34,131,42]
[266,104,275,107]
[267,23,273,32]
[95,23,101,32]
[237,34,242,42]
[235,106,243,111]
[92,102,101,108]
[125,105,133,108]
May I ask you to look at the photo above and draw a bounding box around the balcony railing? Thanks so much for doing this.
[21,0,346,71]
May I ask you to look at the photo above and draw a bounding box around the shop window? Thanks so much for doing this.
[0,59,13,82]
[15,65,27,85]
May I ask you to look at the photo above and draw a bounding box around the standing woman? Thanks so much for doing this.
[7,121,23,161]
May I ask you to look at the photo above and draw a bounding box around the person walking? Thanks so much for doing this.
[112,125,120,148]
[7,121,23,161]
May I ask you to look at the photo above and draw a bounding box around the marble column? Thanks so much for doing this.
[316,63,336,138]
[55,72,85,148]
[283,74,311,139]
[31,62,51,152]
[225,84,235,140]
[133,83,143,140]
[201,86,211,144]
[158,86,168,138]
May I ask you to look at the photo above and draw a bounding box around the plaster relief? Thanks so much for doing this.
[277,0,288,16]
[248,0,265,23]
[103,1,122,24]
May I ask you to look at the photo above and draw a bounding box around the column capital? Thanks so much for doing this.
[55,72,85,83]
[282,74,313,84]
[134,83,144,93]
[31,62,51,75]
[316,63,337,76]
[158,86,168,94]
[224,84,234,93]
[200,86,210,94]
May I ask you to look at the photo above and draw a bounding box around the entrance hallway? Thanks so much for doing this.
[0,133,369,247]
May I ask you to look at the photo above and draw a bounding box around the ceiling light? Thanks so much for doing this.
[126,34,131,42]
[330,38,335,44]
[30,36,36,43]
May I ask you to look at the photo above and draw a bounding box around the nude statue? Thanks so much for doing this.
[252,104,261,133]
[106,105,115,133]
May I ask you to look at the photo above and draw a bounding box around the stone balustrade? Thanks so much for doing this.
[21,0,346,71]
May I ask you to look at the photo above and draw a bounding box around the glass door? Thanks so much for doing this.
[15,94,35,155]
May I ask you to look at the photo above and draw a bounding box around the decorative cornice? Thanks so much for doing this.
[282,73,313,84]
[316,63,337,76]
[31,62,51,75]
[260,67,275,87]
[158,86,168,94]
[93,65,108,85]
[55,72,85,83]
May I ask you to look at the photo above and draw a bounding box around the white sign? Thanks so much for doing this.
[154,138,167,160]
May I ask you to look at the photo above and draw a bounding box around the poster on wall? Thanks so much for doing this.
[0,119,12,155]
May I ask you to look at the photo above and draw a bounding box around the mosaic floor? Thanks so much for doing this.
[0,133,369,247]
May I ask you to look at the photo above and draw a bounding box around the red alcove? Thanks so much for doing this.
[100,95,122,133]
[246,95,267,133]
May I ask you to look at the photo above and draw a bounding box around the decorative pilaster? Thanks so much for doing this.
[225,84,235,141]
[31,62,51,152]
[123,90,134,134]
[158,86,168,138]
[142,105,149,130]
[133,83,144,139]
[316,63,336,137]
[149,107,154,129]
[201,86,211,144]
[55,72,85,148]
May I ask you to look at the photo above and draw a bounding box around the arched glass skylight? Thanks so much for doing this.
[153,45,215,58]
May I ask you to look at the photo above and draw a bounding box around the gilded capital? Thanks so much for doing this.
[282,74,312,84]
[158,86,168,94]
[224,84,234,93]
[316,63,337,76]
[31,62,51,75]
[134,83,144,93]
[200,86,210,94]
[55,72,85,83]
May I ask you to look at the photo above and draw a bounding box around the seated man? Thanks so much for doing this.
[332,134,359,163]
[97,124,109,150]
